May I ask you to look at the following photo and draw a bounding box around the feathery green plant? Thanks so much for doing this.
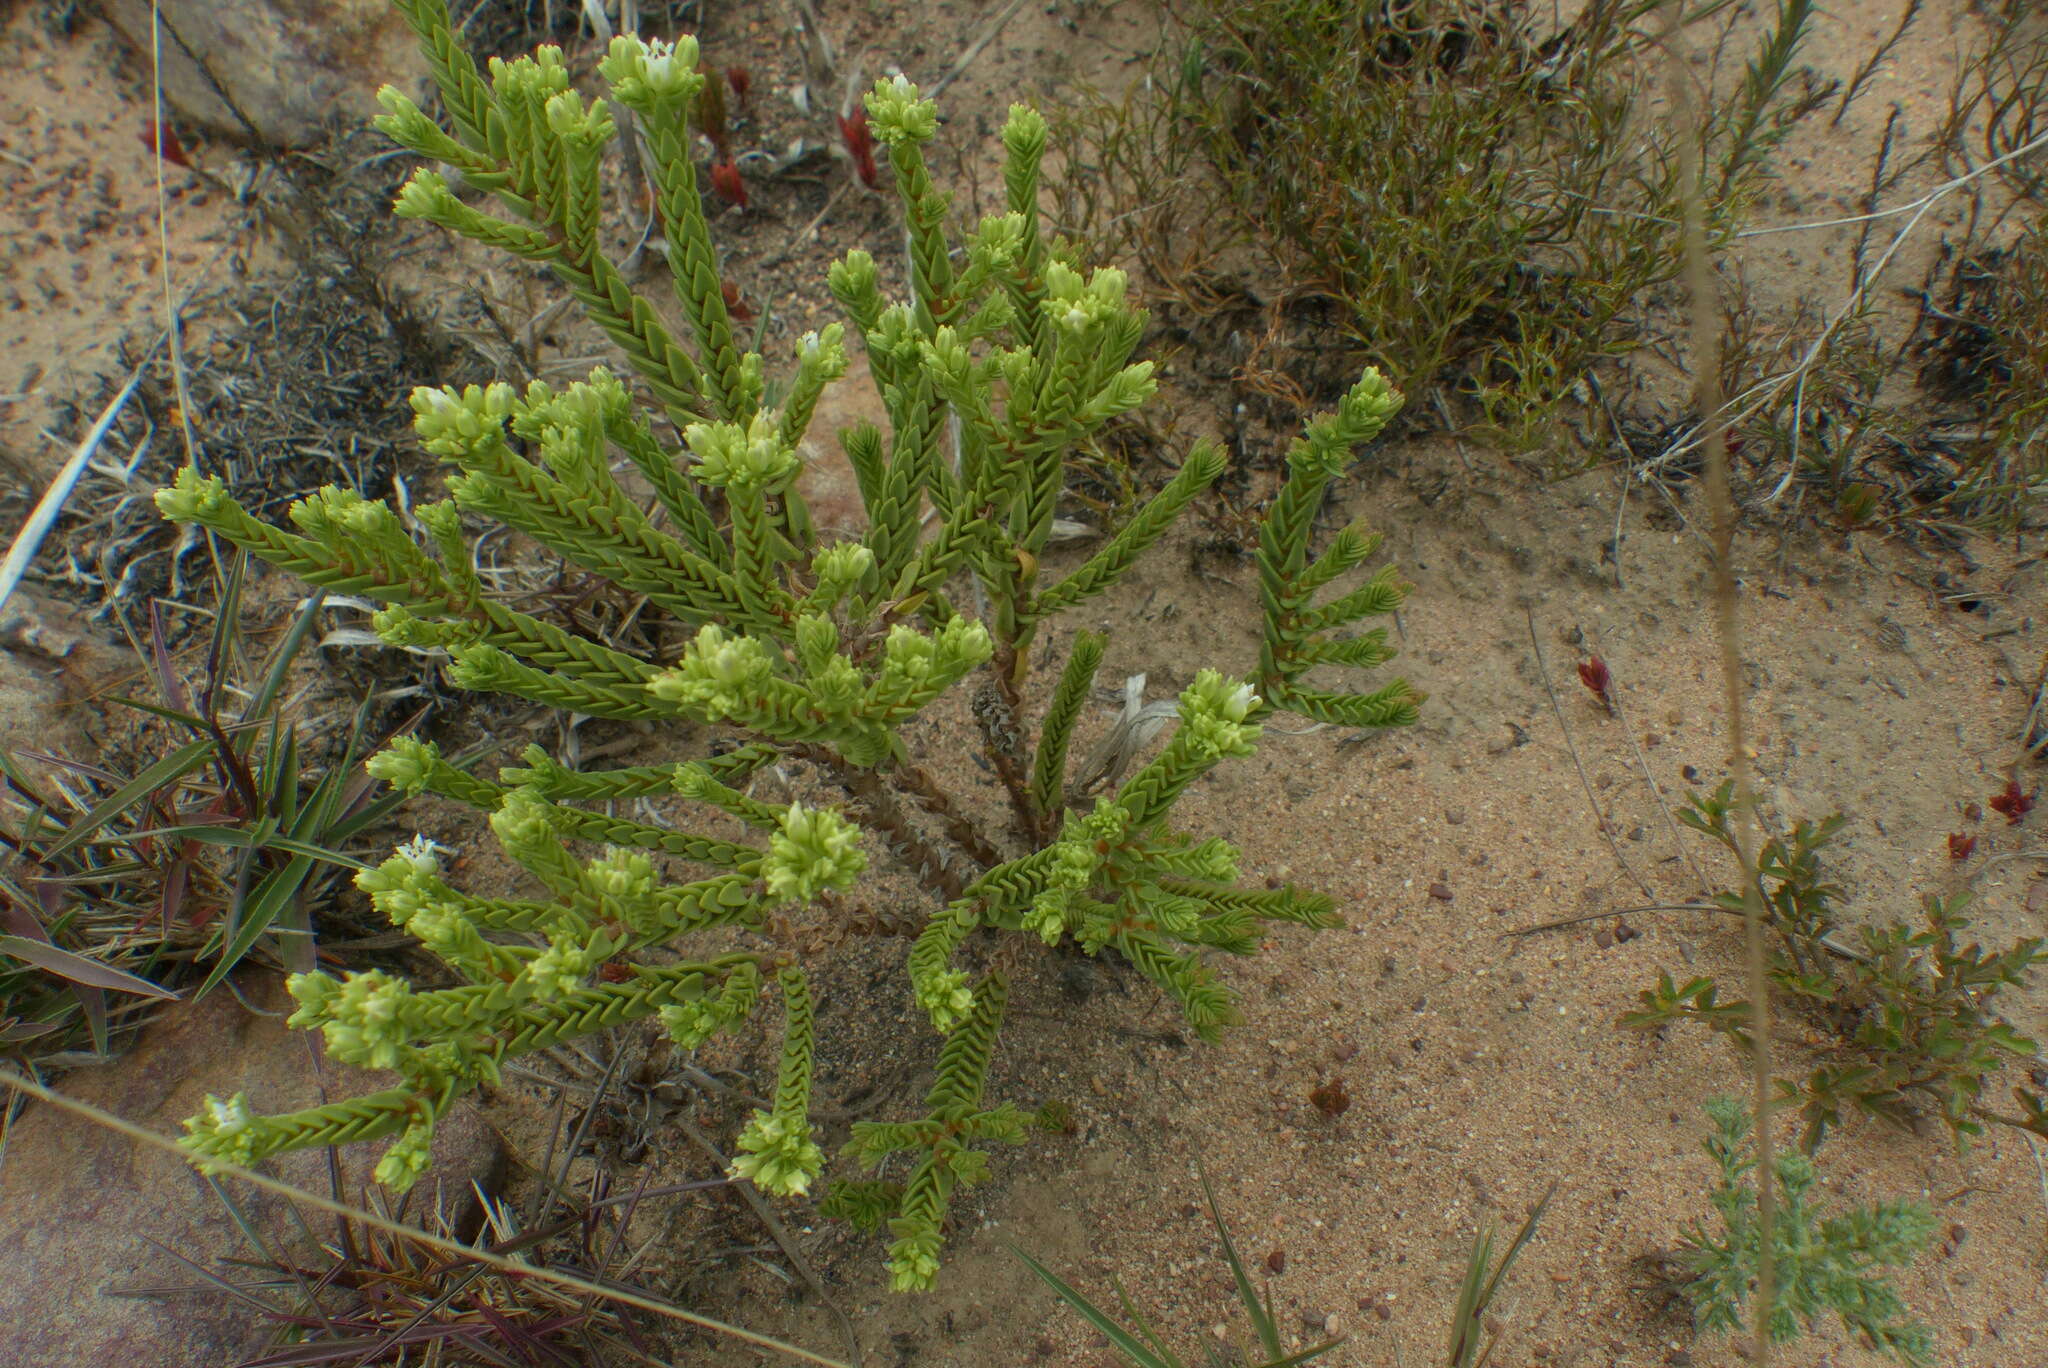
[1678,1098,1936,1367]
[156,0,1419,1290]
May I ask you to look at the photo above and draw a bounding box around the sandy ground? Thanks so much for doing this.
[2,2,2044,1367]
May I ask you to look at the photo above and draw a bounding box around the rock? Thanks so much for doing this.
[0,971,504,1368]
[98,1,427,148]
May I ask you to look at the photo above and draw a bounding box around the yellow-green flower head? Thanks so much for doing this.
[489,48,570,109]
[917,966,976,1029]
[764,802,867,902]
[728,1109,826,1196]
[391,168,455,220]
[864,73,937,146]
[543,89,614,146]
[971,211,1027,268]
[934,616,994,669]
[879,623,937,689]
[1293,367,1404,478]
[403,902,469,952]
[810,541,874,588]
[1002,104,1048,158]
[650,624,776,716]
[587,847,655,902]
[797,322,849,375]
[684,413,799,490]
[409,382,516,455]
[181,1092,263,1166]
[365,737,440,796]
[525,932,596,999]
[488,787,559,860]
[356,839,447,928]
[1042,263,1129,334]
[921,326,973,387]
[871,305,924,367]
[888,1227,944,1292]
[599,33,703,107]
[319,969,414,1071]
[827,249,880,304]
[373,1121,435,1191]
[154,466,230,523]
[1024,887,1074,945]
[285,970,342,1029]
[1178,669,1262,760]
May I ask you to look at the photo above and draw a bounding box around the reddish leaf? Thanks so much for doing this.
[1309,1078,1351,1117]
[721,278,755,321]
[141,119,191,169]
[1948,832,1977,860]
[726,64,752,105]
[709,157,747,208]
[1989,779,2035,824]
[1577,656,1612,707]
[838,112,878,189]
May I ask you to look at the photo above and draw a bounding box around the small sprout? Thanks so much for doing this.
[1948,832,1976,860]
[1577,656,1613,713]
[838,111,878,188]
[710,156,747,208]
[726,64,752,106]
[1989,779,2034,824]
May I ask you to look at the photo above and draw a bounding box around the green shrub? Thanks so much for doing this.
[1625,782,2048,1151]
[157,0,1421,1291]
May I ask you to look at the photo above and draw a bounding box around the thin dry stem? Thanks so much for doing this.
[1664,2,1775,1356]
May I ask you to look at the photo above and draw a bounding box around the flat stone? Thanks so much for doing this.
[99,1,427,148]
[0,972,503,1368]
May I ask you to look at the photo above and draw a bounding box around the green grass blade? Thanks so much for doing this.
[243,590,327,726]
[0,935,179,999]
[1201,1168,1282,1359]
[1010,1242,1182,1368]
[196,852,314,996]
[39,739,217,861]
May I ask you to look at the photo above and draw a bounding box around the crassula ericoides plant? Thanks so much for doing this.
[158,0,1420,1290]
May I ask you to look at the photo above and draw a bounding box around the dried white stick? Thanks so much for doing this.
[0,352,160,617]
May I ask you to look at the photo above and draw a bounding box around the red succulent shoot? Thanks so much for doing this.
[1989,779,2035,824]
[726,65,752,106]
[1948,832,1977,860]
[838,111,878,189]
[1577,656,1613,712]
[141,119,191,169]
[709,156,747,208]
